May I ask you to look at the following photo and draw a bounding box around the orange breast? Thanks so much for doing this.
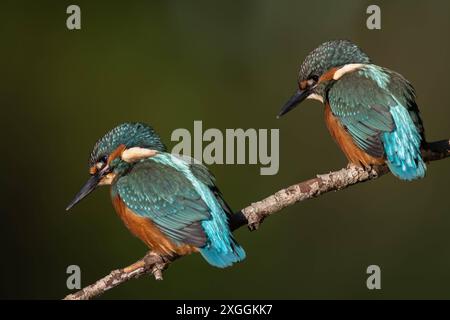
[324,103,385,167]
[111,195,197,256]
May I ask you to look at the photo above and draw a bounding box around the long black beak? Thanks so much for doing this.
[66,173,101,211]
[277,89,309,118]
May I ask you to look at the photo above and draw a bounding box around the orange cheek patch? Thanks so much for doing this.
[319,67,339,83]
[107,144,127,164]
[89,166,97,175]
[299,80,307,90]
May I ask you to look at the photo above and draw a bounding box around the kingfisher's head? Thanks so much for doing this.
[66,122,166,211]
[278,40,371,117]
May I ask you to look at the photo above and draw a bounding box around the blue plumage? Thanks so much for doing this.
[279,40,428,182]
[328,65,427,181]
[200,243,246,268]
[382,105,426,180]
[152,153,246,268]
[67,123,245,268]
[67,122,245,269]
[114,152,245,268]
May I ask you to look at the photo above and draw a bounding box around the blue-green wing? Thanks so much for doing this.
[180,155,234,218]
[173,155,233,217]
[114,158,211,247]
[329,65,425,180]
[387,70,424,137]
[328,67,403,157]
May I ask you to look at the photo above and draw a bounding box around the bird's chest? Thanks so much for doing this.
[324,103,384,167]
[110,191,197,256]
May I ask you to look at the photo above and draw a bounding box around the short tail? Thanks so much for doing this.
[385,154,426,181]
[382,105,426,181]
[199,238,246,268]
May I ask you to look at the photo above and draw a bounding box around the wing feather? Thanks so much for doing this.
[328,66,401,157]
[114,158,212,247]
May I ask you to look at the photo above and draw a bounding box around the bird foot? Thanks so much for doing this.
[346,162,360,170]
[346,162,373,172]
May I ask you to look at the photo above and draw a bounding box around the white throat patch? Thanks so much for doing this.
[307,93,324,103]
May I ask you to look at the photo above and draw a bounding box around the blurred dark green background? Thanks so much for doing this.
[1,0,449,299]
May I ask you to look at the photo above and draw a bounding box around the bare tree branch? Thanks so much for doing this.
[63,139,449,300]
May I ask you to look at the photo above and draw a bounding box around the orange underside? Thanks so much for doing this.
[324,103,385,167]
[112,195,198,256]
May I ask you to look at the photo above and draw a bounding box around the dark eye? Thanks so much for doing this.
[309,75,319,82]
[99,155,108,164]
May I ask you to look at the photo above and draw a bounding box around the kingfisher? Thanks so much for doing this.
[278,40,426,181]
[66,122,245,268]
